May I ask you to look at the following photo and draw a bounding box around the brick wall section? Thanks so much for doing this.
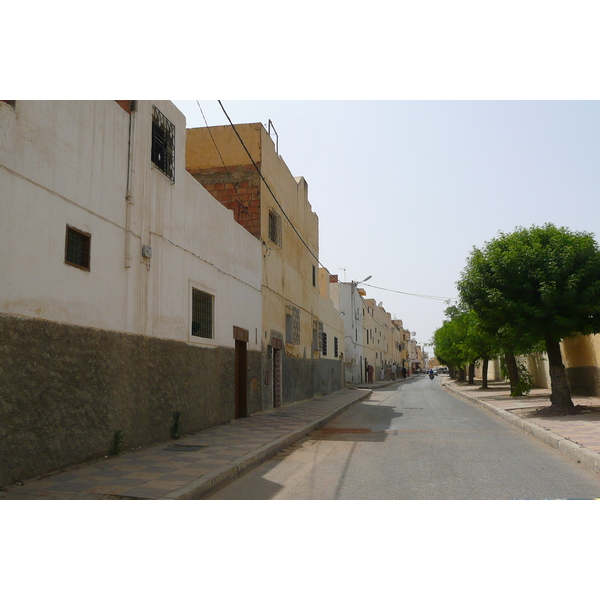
[187,164,262,239]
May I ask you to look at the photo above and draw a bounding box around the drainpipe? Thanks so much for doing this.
[124,101,137,268]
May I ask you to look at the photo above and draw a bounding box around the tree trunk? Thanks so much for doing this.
[480,357,489,389]
[458,367,466,381]
[545,336,574,408]
[468,363,475,385]
[504,352,520,395]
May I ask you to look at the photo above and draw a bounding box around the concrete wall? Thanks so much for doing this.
[185,122,345,407]
[0,101,263,348]
[0,313,263,487]
[562,335,600,396]
[0,101,264,485]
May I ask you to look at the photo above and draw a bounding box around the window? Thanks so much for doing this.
[312,265,316,287]
[191,288,214,339]
[313,320,323,352]
[322,332,328,356]
[65,226,91,271]
[334,337,339,357]
[268,209,282,247]
[286,305,301,345]
[151,105,175,182]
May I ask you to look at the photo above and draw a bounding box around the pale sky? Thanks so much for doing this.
[7,0,598,562]
[174,100,600,352]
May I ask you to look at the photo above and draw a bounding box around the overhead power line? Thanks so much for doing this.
[194,101,457,310]
[362,283,457,302]
[217,100,328,271]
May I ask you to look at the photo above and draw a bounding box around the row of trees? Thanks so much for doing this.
[433,224,600,408]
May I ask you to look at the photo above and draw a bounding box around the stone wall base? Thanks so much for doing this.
[0,314,262,487]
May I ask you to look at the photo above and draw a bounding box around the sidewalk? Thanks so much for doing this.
[443,378,600,475]
[1,386,384,500]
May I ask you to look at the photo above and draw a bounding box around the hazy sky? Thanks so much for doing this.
[174,100,600,351]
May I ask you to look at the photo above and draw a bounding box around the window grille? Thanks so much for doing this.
[151,105,175,182]
[286,305,301,345]
[269,209,282,247]
[322,332,328,356]
[334,337,339,357]
[191,288,214,339]
[313,320,324,351]
[65,226,91,271]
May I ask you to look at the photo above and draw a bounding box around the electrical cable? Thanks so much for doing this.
[194,101,261,233]
[362,282,457,302]
[217,100,328,272]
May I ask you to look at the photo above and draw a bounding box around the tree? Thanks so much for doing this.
[457,224,600,408]
[434,305,500,389]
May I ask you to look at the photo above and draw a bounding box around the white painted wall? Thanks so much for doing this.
[0,100,262,351]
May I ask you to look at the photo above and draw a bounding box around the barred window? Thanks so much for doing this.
[269,209,282,247]
[191,288,214,339]
[313,320,324,352]
[65,225,91,271]
[286,305,301,345]
[322,332,328,356]
[151,105,175,182]
[334,337,339,357]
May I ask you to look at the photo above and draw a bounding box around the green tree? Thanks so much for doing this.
[458,224,600,408]
[434,305,500,389]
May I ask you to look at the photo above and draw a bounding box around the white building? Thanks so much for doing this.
[0,100,263,486]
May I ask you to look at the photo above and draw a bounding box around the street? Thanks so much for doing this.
[208,376,600,499]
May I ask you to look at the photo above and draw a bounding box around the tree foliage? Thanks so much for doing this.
[457,223,600,407]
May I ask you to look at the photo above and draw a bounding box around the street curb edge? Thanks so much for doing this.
[442,382,600,476]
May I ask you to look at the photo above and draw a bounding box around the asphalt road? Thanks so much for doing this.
[207,376,600,499]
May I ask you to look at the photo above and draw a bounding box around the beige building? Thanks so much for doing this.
[185,122,345,406]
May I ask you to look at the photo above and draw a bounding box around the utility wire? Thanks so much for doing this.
[217,100,328,271]
[201,101,457,308]
[362,283,457,302]
[194,101,261,233]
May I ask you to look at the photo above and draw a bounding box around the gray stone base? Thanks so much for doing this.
[566,366,600,397]
[0,314,262,487]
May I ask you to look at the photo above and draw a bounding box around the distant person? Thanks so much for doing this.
[367,363,374,384]
[401,366,407,379]
[391,363,397,380]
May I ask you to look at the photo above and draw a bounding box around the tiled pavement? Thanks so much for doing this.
[0,385,381,500]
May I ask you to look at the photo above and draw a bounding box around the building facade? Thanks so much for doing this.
[0,100,263,486]
[185,122,345,408]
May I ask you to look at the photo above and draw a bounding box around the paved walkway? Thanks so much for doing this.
[1,383,396,500]
[443,379,600,475]
[5,375,598,499]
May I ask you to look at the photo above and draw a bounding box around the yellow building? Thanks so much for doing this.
[185,123,345,408]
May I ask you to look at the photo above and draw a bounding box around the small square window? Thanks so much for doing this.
[192,288,214,339]
[65,226,91,271]
[151,105,175,182]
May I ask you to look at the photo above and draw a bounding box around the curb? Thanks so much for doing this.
[443,382,600,476]
[164,389,373,500]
